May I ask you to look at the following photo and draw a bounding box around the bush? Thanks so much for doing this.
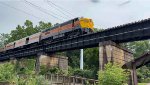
[68,67,96,79]
[137,66,150,83]
[98,63,129,85]
[15,75,49,85]
[140,78,150,83]
[0,62,15,82]
[16,59,35,75]
[40,66,66,75]
[0,62,49,85]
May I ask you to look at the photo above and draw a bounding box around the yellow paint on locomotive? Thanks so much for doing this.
[79,18,94,30]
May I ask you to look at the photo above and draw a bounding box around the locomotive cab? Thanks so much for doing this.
[79,17,94,33]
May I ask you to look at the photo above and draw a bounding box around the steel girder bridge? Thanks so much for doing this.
[1,18,150,61]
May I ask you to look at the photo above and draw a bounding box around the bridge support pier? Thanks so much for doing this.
[99,41,134,84]
[99,41,119,70]
[35,53,68,74]
[35,53,42,74]
[99,43,109,70]
[99,41,133,69]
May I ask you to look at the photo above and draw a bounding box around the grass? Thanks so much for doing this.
[138,83,147,85]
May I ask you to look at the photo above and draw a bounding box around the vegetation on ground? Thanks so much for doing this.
[0,62,49,85]
[98,63,129,85]
[0,62,15,83]
[138,83,147,85]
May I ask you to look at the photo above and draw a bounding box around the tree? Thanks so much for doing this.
[24,20,36,36]
[8,25,26,42]
[93,28,103,32]
[137,66,150,82]
[124,40,150,58]
[0,62,15,82]
[84,47,99,69]
[98,63,129,85]
[0,33,10,47]
[66,50,80,68]
[6,20,52,43]
[123,40,150,82]
[35,21,52,32]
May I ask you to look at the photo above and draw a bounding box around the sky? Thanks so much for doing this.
[0,0,150,33]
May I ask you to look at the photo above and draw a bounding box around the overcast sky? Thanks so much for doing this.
[0,0,150,33]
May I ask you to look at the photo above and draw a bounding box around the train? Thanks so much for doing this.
[0,17,94,52]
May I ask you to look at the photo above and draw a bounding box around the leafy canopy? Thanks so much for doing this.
[6,20,52,44]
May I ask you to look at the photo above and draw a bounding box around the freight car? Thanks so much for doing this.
[0,17,94,52]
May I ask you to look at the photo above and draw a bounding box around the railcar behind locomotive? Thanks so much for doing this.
[0,17,94,52]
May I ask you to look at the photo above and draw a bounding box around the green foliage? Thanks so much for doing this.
[84,47,99,70]
[66,50,80,68]
[83,47,99,79]
[40,66,65,75]
[137,66,150,83]
[124,40,150,58]
[40,65,96,78]
[48,67,60,74]
[74,69,94,78]
[0,33,10,48]
[124,40,150,82]
[93,28,103,32]
[39,65,47,75]
[16,59,35,75]
[0,62,15,82]
[15,75,49,85]
[0,62,49,85]
[68,67,96,79]
[57,48,99,79]
[58,48,99,78]
[98,63,129,85]
[6,20,52,43]
[138,83,147,85]
[35,21,52,32]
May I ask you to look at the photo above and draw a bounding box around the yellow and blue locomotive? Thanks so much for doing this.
[41,17,94,40]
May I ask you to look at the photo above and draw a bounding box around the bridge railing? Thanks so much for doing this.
[45,73,98,85]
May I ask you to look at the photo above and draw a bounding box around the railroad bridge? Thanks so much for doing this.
[1,18,150,85]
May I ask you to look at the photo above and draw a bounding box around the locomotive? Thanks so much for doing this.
[0,17,94,52]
